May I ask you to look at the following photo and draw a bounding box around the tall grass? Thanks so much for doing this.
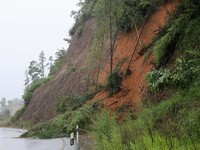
[91,79,200,149]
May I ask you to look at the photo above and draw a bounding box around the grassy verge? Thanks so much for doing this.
[21,105,94,139]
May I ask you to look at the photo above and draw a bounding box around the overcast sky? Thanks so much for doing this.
[0,0,79,100]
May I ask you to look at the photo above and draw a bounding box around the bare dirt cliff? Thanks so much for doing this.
[21,1,178,124]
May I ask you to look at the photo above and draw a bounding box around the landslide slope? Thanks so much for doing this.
[21,0,178,124]
[90,1,178,112]
[21,20,109,124]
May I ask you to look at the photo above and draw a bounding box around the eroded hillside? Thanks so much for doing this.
[91,1,179,112]
[21,0,179,124]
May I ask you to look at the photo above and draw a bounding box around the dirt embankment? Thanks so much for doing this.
[90,1,179,112]
[21,20,109,124]
[21,1,179,124]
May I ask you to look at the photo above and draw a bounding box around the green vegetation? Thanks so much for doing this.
[49,49,67,76]
[91,79,200,149]
[10,107,25,123]
[152,1,200,67]
[146,49,200,93]
[92,111,126,150]
[23,78,49,106]
[13,3,200,150]
[90,1,200,150]
[55,93,96,113]
[11,49,67,123]
[70,0,167,36]
[107,71,122,96]
[147,9,200,92]
[22,105,94,139]
[22,90,96,138]
[69,0,96,36]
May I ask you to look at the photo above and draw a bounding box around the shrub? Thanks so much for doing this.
[147,48,200,92]
[107,71,122,96]
[172,57,200,89]
[146,68,172,93]
[92,111,126,150]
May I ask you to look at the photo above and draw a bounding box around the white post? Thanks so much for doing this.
[76,125,79,150]
[70,133,75,150]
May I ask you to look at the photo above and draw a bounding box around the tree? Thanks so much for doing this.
[94,0,124,95]
[48,56,53,70]
[28,60,41,81]
[24,69,30,89]
[55,48,67,60]
[0,97,6,108]
[38,51,47,78]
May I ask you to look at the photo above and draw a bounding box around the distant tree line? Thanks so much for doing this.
[0,97,23,120]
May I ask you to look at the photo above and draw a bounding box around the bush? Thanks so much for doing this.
[146,68,172,93]
[107,71,122,96]
[147,48,200,92]
[172,57,200,88]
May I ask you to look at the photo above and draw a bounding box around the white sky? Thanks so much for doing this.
[0,0,79,100]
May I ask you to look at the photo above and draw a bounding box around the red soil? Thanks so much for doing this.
[91,1,179,112]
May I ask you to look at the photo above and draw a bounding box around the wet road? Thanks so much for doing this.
[0,128,70,150]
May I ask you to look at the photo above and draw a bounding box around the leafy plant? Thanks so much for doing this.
[146,68,172,92]
[107,71,122,96]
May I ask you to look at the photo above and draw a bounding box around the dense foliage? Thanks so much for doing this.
[147,4,200,92]
[69,0,167,36]
[92,79,200,149]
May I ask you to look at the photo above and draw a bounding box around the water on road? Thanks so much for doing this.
[0,128,70,150]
